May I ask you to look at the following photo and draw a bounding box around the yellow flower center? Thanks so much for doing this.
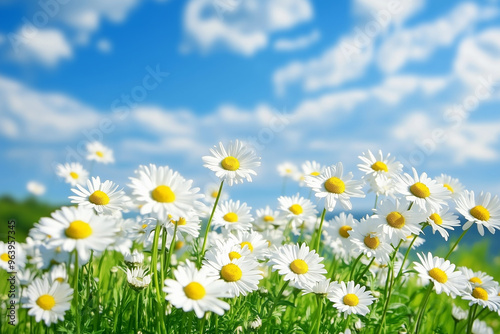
[386,212,405,229]
[65,220,92,239]
[410,182,430,198]
[443,184,454,193]
[184,282,206,300]
[151,185,176,203]
[172,217,187,226]
[211,191,218,198]
[310,171,321,176]
[339,225,352,238]
[428,267,448,283]
[324,177,346,194]
[289,259,308,274]
[263,215,275,222]
[343,293,359,306]
[240,242,254,252]
[141,224,148,229]
[220,263,243,282]
[55,277,65,283]
[429,213,443,225]
[96,151,104,158]
[285,168,292,174]
[175,241,184,250]
[1,253,10,262]
[70,172,79,179]
[89,190,110,205]
[289,204,303,215]
[364,235,380,249]
[223,212,238,223]
[36,294,56,311]
[469,277,482,284]
[229,251,241,261]
[470,205,490,221]
[371,161,388,172]
[472,287,488,301]
[221,156,240,171]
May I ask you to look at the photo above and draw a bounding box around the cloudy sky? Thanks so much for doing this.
[1,0,500,211]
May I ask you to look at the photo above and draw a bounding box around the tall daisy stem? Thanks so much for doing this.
[165,222,178,274]
[349,254,363,281]
[199,181,224,266]
[310,296,324,334]
[466,304,478,334]
[413,282,434,334]
[151,223,162,304]
[314,208,327,253]
[355,257,375,283]
[445,228,469,260]
[267,280,290,328]
[73,250,80,334]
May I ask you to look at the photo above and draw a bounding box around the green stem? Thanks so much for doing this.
[413,283,434,334]
[466,304,478,334]
[355,257,375,283]
[314,208,327,253]
[135,290,141,332]
[73,250,80,334]
[349,254,363,281]
[445,228,469,260]
[160,226,167,295]
[166,222,178,274]
[267,280,290,328]
[199,181,224,266]
[151,223,162,304]
[374,194,379,209]
[310,296,324,334]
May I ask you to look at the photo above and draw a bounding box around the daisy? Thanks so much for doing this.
[107,216,136,255]
[128,164,204,220]
[268,243,327,288]
[298,160,324,186]
[426,207,461,241]
[400,234,425,250]
[228,230,269,260]
[461,285,500,311]
[212,200,253,232]
[301,278,339,297]
[205,239,252,263]
[17,268,38,287]
[357,150,402,183]
[203,183,229,204]
[456,191,500,236]
[0,241,14,272]
[37,206,118,263]
[458,267,498,291]
[277,162,299,179]
[372,198,426,243]
[163,260,231,318]
[278,194,318,234]
[366,175,398,198]
[202,140,261,186]
[27,181,46,196]
[86,141,114,164]
[396,168,450,212]
[22,276,73,326]
[327,281,376,318]
[349,218,393,264]
[122,266,151,291]
[38,244,70,270]
[413,252,467,296]
[165,213,201,239]
[261,229,285,250]
[124,249,144,267]
[323,212,358,249]
[49,264,68,283]
[254,206,286,231]
[472,320,494,334]
[305,162,365,211]
[435,174,465,199]
[203,252,262,297]
[56,162,89,186]
[451,304,468,321]
[70,177,126,215]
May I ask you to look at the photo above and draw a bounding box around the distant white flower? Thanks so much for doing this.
[278,194,318,234]
[426,207,461,241]
[277,162,299,179]
[70,177,126,215]
[27,181,46,196]
[56,163,89,186]
[451,304,468,321]
[328,281,376,318]
[49,264,68,284]
[358,150,402,183]
[298,160,324,186]
[123,266,151,290]
[254,206,286,230]
[435,174,465,200]
[202,140,261,186]
[301,278,339,296]
[86,141,114,164]
[212,200,253,232]
[349,219,393,264]
[458,267,498,291]
[305,162,365,211]
[472,319,494,334]
[203,183,229,204]
[124,249,144,267]
[323,212,357,260]
[228,230,269,260]
[456,191,500,236]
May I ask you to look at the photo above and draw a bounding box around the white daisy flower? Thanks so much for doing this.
[254,206,286,231]
[301,278,339,296]
[27,181,46,196]
[37,206,118,263]
[327,281,376,318]
[124,249,144,267]
[128,164,204,220]
[17,268,37,286]
[0,241,15,272]
[277,162,299,179]
[122,266,151,291]
[400,234,425,250]
[458,267,498,291]
[203,252,262,297]
[165,213,201,239]
[227,230,269,260]
[461,285,500,311]
[456,191,500,236]
[38,244,70,270]
[298,160,325,186]
[203,183,229,204]
[367,176,398,198]
[372,199,426,243]
[56,163,89,186]
[305,162,365,211]
[206,239,252,263]
[349,219,393,264]
[261,229,285,250]
[396,168,450,212]
[163,260,231,318]
[49,264,68,283]
[86,141,114,164]
[357,150,402,183]
[268,243,327,288]
[426,207,461,241]
[202,140,261,186]
[22,276,73,326]
[107,216,136,255]
[451,304,468,321]
[323,212,357,253]
[70,176,126,215]
[472,320,494,334]
[435,174,465,200]
[278,194,318,234]
[212,200,253,232]
[413,252,467,297]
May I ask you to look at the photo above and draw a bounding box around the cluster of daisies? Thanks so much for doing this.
[2,141,500,333]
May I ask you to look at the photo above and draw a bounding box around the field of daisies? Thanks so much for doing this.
[1,140,499,334]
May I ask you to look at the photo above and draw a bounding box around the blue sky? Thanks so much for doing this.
[1,0,500,212]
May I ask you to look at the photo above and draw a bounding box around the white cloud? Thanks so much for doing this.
[0,75,100,142]
[132,107,196,135]
[353,0,425,27]
[0,33,5,45]
[96,38,112,53]
[273,29,320,52]
[183,0,313,56]
[371,75,449,104]
[9,28,72,66]
[377,2,497,73]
